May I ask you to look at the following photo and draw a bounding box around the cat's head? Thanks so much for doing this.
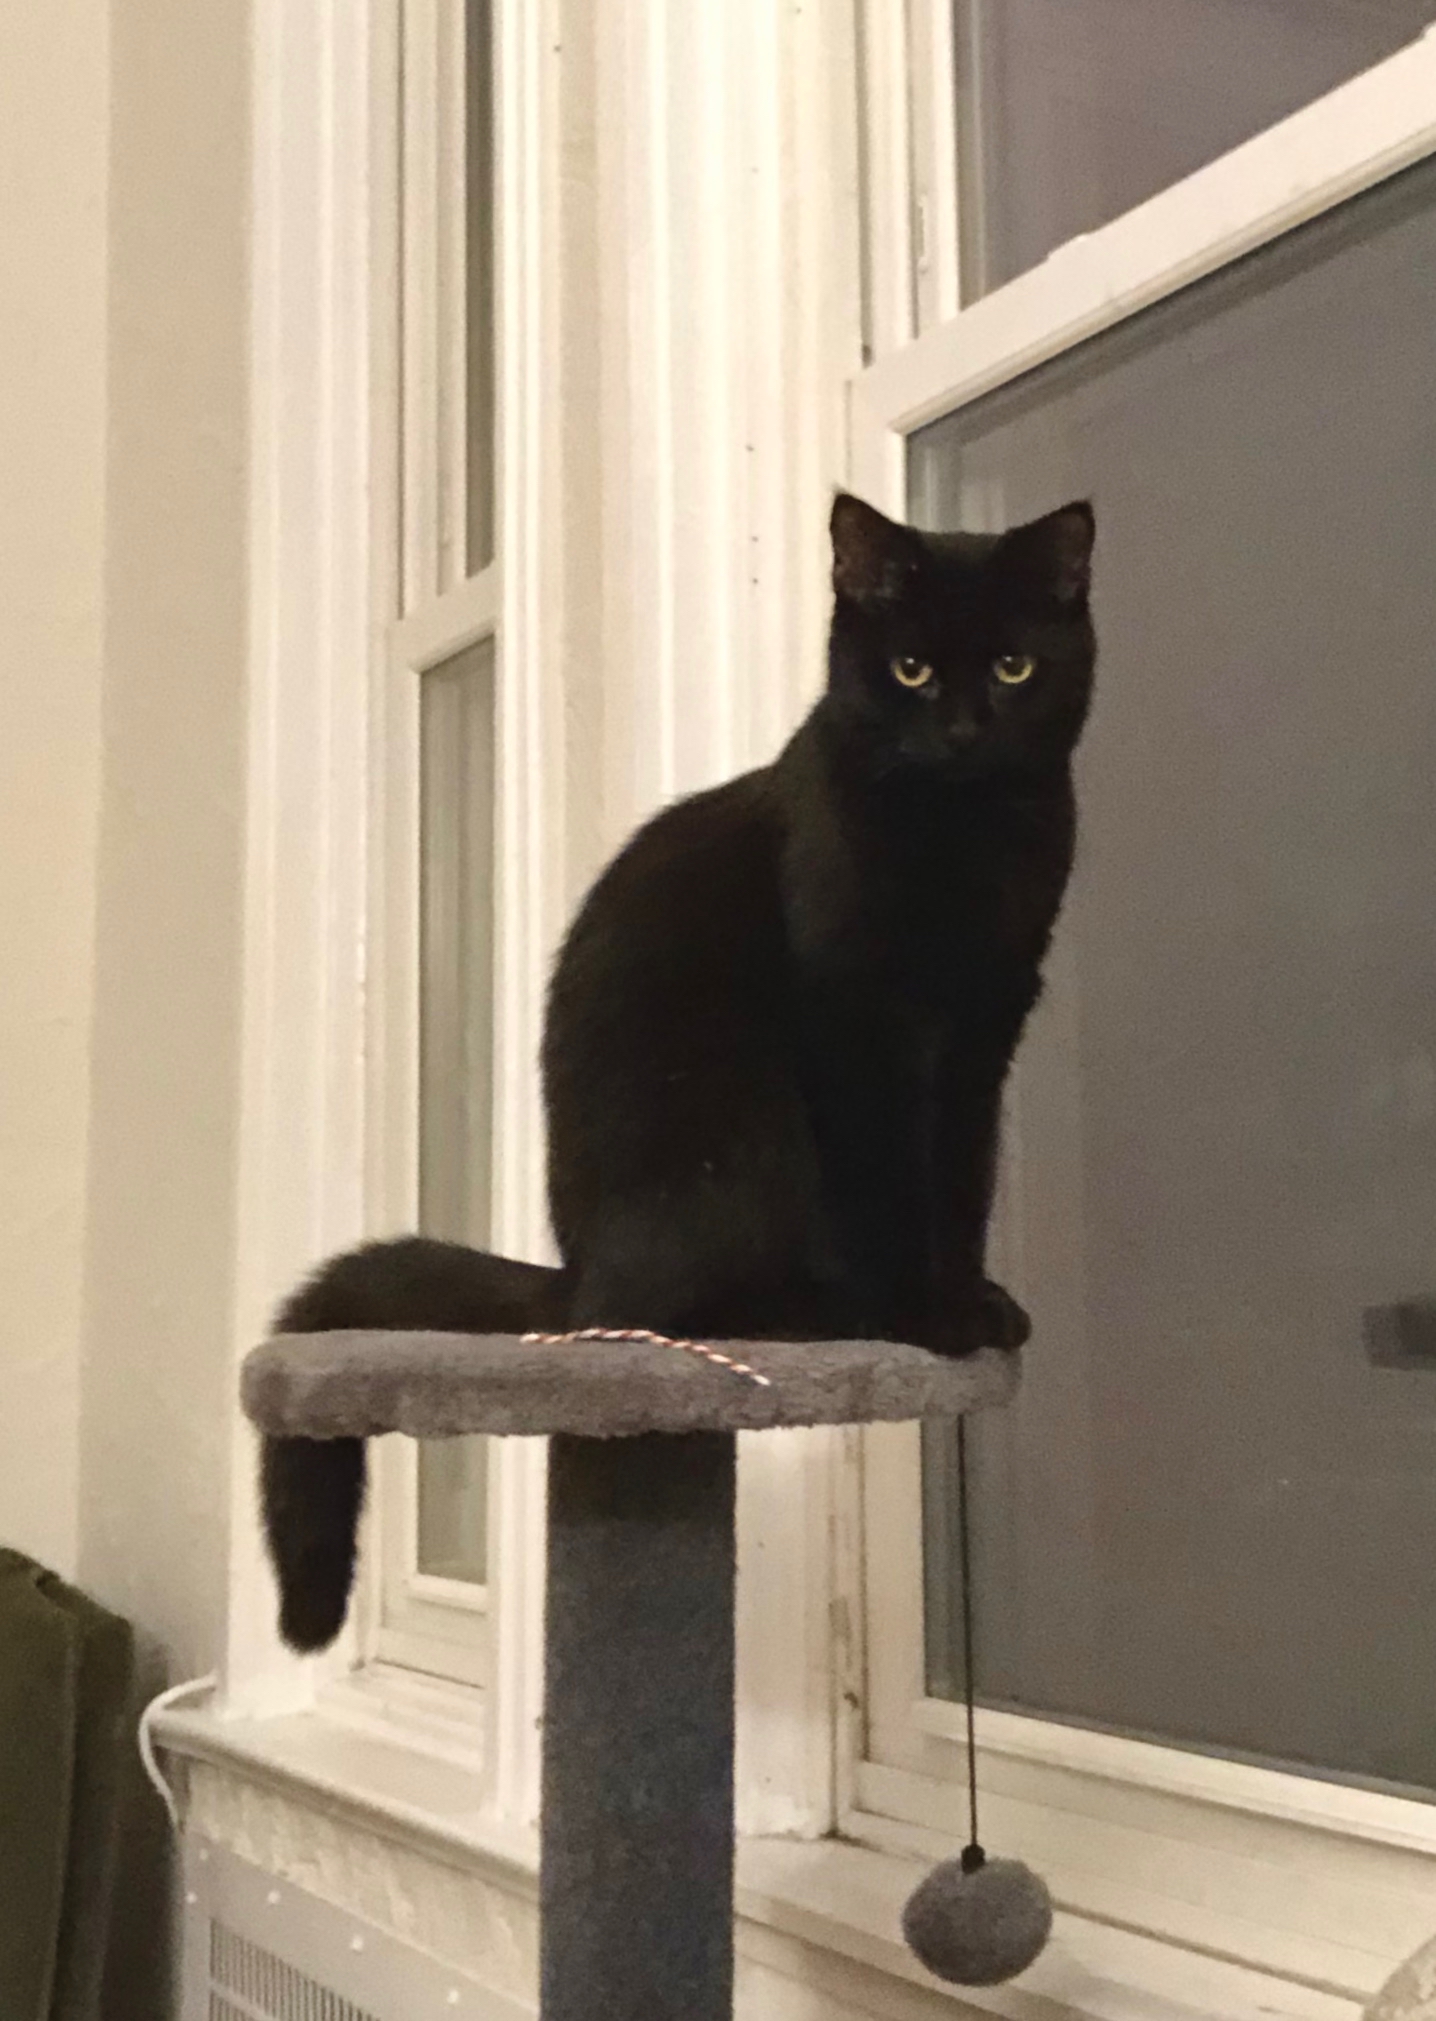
[826,493,1096,783]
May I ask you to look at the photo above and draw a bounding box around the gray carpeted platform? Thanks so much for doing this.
[241,1328,1017,1441]
[244,1327,1019,2020]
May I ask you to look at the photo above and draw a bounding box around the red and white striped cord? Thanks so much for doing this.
[521,1325,772,1389]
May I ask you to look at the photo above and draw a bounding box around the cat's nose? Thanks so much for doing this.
[945,712,979,748]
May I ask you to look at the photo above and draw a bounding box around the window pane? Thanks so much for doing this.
[466,0,496,575]
[956,0,1436,301]
[916,158,1436,1792]
[416,637,496,1586]
[417,1437,489,1588]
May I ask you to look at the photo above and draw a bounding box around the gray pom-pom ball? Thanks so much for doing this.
[902,1854,1053,1986]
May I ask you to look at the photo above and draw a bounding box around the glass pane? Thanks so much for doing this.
[956,0,1436,301]
[916,157,1436,1793]
[417,1438,490,1588]
[416,637,496,1585]
[466,0,496,575]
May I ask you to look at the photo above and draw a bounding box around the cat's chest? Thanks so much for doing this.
[893,843,1044,951]
[801,826,1062,991]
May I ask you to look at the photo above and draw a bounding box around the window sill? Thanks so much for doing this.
[156,1697,1365,2021]
[156,1693,532,1897]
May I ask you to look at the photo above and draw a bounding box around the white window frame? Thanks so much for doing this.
[363,0,502,1694]
[358,0,564,1809]
[224,0,563,1829]
[226,0,861,1851]
[842,10,1436,2002]
[356,0,870,1837]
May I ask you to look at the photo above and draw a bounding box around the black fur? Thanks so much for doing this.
[261,494,1096,1649]
[262,1241,568,1650]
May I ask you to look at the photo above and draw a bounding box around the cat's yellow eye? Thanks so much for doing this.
[993,654,1036,686]
[891,657,934,689]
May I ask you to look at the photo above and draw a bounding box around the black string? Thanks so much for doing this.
[957,1414,985,1873]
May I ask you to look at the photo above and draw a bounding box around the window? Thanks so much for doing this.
[369,0,500,1688]
[849,3,1436,1996]
[414,636,497,1596]
[227,0,1436,2001]
[236,0,845,1854]
[916,194,1436,1786]
[953,0,1435,300]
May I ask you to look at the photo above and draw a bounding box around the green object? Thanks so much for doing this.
[0,1551,135,2021]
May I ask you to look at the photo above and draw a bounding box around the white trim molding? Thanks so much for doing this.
[480,0,573,1834]
[223,0,376,1717]
[586,0,864,1839]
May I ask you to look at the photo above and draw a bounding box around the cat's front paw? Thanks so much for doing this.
[977,1279,1031,1350]
[926,1280,1031,1357]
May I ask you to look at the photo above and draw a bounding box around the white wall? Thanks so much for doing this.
[76,2,254,2009]
[77,0,251,1683]
[0,3,110,1578]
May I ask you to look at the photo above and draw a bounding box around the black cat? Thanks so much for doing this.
[263,492,1096,1650]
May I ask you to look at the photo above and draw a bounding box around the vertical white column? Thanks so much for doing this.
[588,0,863,1838]
[224,0,374,1713]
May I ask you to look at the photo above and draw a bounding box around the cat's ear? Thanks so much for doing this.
[1000,501,1094,610]
[830,493,921,608]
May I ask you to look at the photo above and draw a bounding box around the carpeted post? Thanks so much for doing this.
[541,1431,736,2021]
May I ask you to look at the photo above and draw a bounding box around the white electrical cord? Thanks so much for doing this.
[137,1673,219,1833]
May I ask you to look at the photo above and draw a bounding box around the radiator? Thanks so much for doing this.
[180,1836,532,2021]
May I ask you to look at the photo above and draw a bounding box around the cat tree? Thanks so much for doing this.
[242,1327,1042,2018]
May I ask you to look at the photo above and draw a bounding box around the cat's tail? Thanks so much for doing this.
[260,1237,571,1652]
